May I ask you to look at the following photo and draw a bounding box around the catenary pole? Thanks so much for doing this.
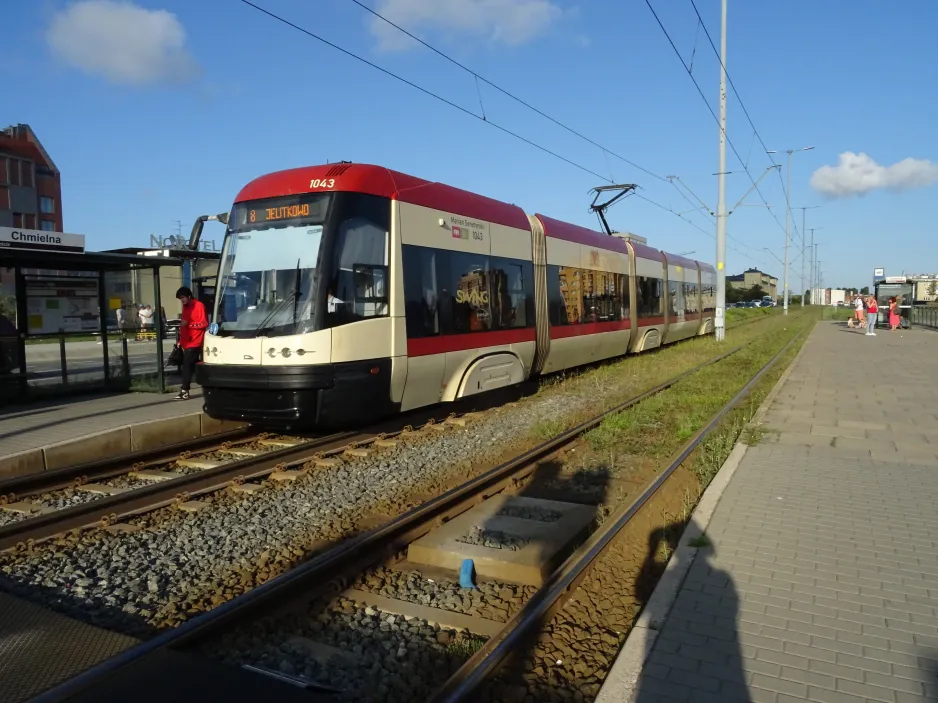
[800,207,806,306]
[809,228,815,301]
[714,0,728,342]
[783,150,792,315]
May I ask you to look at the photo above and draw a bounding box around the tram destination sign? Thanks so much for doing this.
[0,226,85,254]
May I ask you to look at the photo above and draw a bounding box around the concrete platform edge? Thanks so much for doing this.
[594,321,813,703]
[1,412,246,477]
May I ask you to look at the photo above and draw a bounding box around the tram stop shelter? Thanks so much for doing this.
[874,277,915,329]
[1,231,190,405]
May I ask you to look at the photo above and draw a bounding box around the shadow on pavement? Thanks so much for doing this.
[630,525,750,703]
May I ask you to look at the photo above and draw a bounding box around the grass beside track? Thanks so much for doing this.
[583,311,813,461]
[528,306,801,441]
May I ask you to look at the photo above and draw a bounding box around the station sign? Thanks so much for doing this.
[0,226,85,254]
[873,267,885,284]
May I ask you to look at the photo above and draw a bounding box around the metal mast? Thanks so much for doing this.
[715,0,728,341]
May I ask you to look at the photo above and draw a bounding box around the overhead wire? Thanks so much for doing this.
[642,0,791,243]
[635,193,770,267]
[237,0,610,182]
[346,0,669,184]
[239,0,756,257]
[687,0,807,245]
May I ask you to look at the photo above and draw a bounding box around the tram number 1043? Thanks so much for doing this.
[309,178,336,189]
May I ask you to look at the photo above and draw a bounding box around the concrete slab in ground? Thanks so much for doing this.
[407,495,595,585]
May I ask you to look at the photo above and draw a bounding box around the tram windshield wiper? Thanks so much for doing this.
[251,259,303,338]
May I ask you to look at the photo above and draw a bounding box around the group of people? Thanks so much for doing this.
[114,304,167,335]
[852,293,903,336]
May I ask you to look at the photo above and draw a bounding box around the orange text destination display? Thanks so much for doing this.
[249,203,311,224]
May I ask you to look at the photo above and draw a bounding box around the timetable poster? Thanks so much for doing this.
[25,278,100,334]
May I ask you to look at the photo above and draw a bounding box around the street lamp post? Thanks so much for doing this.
[767,147,814,315]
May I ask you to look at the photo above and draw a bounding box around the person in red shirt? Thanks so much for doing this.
[174,287,208,400]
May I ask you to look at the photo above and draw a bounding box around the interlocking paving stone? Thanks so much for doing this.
[626,323,938,703]
[0,593,138,703]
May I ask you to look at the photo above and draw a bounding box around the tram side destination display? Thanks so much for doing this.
[0,226,85,253]
[26,278,100,334]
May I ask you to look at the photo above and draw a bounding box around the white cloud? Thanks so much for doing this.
[810,152,938,198]
[368,0,563,52]
[46,0,199,86]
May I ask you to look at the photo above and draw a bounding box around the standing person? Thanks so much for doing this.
[888,297,900,331]
[174,287,207,400]
[853,294,865,328]
[865,295,879,336]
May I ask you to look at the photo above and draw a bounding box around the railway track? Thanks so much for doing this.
[0,431,354,551]
[1,310,783,555]
[29,313,811,703]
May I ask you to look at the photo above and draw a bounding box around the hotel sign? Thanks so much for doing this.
[0,226,85,254]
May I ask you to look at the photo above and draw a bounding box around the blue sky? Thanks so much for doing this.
[5,0,936,290]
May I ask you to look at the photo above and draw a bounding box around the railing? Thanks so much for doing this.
[912,306,938,329]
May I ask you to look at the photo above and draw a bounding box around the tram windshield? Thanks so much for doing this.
[215,193,331,337]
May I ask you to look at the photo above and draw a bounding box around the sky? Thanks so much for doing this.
[4,0,937,291]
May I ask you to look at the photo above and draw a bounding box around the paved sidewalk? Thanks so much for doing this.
[612,321,938,702]
[0,387,203,456]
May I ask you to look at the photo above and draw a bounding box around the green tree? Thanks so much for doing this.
[745,284,767,301]
[928,281,936,298]
[860,286,870,295]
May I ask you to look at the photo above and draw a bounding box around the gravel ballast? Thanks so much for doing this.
[0,390,605,634]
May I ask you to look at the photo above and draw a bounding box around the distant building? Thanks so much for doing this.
[0,124,63,232]
[102,248,220,325]
[727,268,778,298]
[908,274,938,302]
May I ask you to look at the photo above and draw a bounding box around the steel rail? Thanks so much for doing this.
[0,430,360,551]
[429,327,807,703]
[0,426,253,498]
[31,342,752,703]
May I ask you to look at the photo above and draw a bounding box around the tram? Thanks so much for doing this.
[191,163,715,427]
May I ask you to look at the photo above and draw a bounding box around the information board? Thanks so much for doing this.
[25,278,100,333]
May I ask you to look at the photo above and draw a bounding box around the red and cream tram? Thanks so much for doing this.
[195,163,715,427]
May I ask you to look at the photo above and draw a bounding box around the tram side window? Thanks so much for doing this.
[701,285,715,312]
[327,194,390,327]
[442,252,492,334]
[546,265,569,326]
[636,276,663,318]
[549,266,629,324]
[402,246,442,338]
[489,257,535,330]
[401,245,534,338]
[668,277,684,316]
[684,283,699,314]
[582,270,626,322]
